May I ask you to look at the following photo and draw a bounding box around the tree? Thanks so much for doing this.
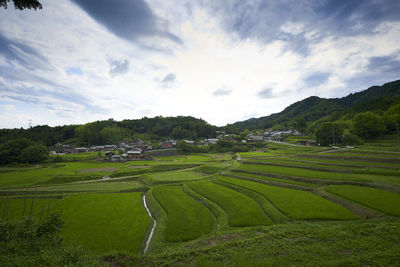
[19,144,49,163]
[315,122,345,146]
[352,112,386,139]
[295,117,307,134]
[0,0,42,10]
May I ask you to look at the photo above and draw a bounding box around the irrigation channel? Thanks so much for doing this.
[142,195,156,254]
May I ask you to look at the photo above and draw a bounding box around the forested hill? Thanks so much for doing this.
[0,116,217,146]
[232,79,400,131]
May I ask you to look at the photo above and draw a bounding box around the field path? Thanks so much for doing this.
[143,195,156,254]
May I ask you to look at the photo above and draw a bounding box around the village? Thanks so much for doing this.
[49,129,317,162]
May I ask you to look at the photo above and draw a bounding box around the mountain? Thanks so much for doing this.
[233,79,400,131]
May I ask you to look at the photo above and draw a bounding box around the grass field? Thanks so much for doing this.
[52,193,149,254]
[152,185,215,242]
[145,169,206,182]
[2,145,400,265]
[325,185,400,216]
[219,176,358,220]
[237,162,400,186]
[188,181,271,227]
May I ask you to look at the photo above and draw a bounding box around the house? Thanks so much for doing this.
[105,151,115,158]
[159,140,176,148]
[206,138,219,144]
[104,145,117,150]
[184,140,195,145]
[74,147,89,153]
[127,150,142,160]
[111,155,121,162]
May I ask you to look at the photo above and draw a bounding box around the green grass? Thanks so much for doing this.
[237,163,400,186]
[0,197,59,222]
[227,171,318,187]
[152,185,215,242]
[51,193,150,254]
[245,158,400,177]
[145,170,206,182]
[0,162,127,188]
[9,180,145,192]
[219,176,358,220]
[110,164,200,178]
[131,220,400,266]
[188,181,270,227]
[325,185,400,216]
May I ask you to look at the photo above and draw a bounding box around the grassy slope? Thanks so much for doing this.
[188,181,271,227]
[326,185,400,216]
[152,185,215,242]
[219,176,358,220]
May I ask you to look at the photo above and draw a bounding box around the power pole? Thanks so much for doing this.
[332,127,335,145]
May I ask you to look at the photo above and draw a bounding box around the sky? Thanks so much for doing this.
[0,0,400,128]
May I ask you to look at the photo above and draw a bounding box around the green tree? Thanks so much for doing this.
[315,122,345,146]
[352,112,386,139]
[19,144,49,163]
[295,117,307,134]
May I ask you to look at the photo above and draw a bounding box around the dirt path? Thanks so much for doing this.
[143,195,156,254]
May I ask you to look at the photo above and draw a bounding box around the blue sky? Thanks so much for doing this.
[0,0,399,128]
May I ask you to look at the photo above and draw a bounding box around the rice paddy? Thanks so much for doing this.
[1,140,399,262]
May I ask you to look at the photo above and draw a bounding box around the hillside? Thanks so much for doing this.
[233,80,400,131]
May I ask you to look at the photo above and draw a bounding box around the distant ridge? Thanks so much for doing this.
[232,79,400,130]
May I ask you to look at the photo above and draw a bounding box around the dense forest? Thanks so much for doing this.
[0,116,217,146]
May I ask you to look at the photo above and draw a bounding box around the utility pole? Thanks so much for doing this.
[332,127,335,145]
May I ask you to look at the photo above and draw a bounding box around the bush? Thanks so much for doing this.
[0,214,97,266]
[343,134,363,145]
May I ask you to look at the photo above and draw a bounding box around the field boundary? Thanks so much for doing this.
[313,188,381,219]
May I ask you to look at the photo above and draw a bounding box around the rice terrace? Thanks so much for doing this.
[2,0,400,266]
[1,137,400,266]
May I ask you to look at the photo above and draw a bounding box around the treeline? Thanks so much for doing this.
[0,116,217,147]
[315,104,400,146]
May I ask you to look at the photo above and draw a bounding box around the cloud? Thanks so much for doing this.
[201,0,400,56]
[71,0,182,45]
[160,73,176,88]
[108,58,129,76]
[303,72,330,87]
[213,87,232,96]
[257,88,274,99]
[0,32,49,70]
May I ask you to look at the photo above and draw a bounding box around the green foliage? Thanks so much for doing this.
[0,138,48,165]
[352,111,386,139]
[19,144,49,163]
[0,116,217,146]
[152,185,214,242]
[315,122,345,146]
[0,214,97,266]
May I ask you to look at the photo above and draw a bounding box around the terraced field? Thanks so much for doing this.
[152,185,215,241]
[188,181,271,226]
[218,176,358,220]
[326,185,400,216]
[1,144,400,264]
